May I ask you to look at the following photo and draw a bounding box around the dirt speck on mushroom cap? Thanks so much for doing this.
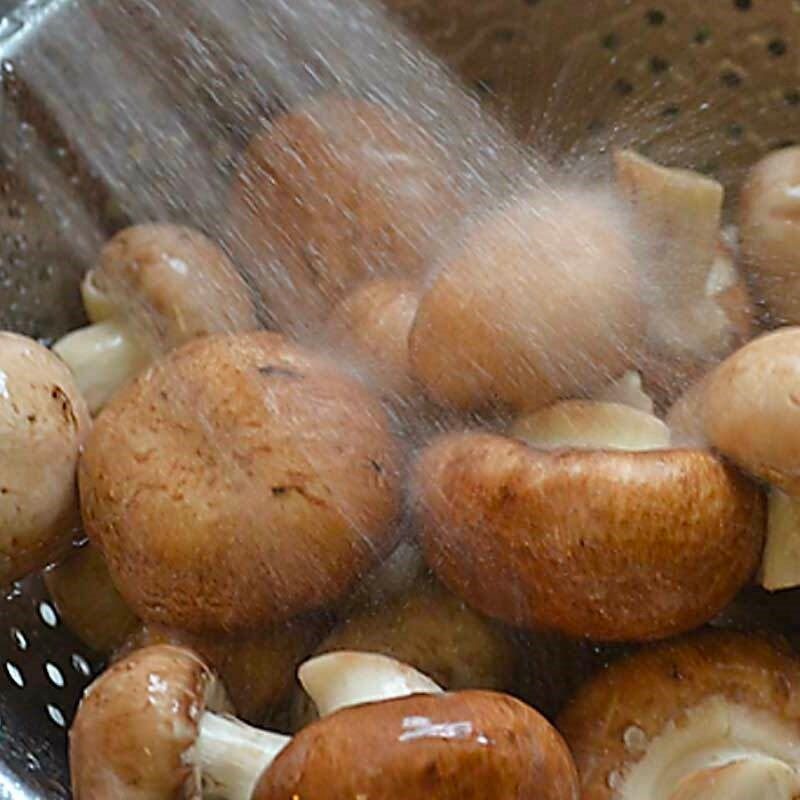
[255,690,579,800]
[79,331,404,633]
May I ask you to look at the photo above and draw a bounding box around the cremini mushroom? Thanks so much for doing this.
[79,332,403,633]
[44,541,139,654]
[414,400,765,641]
[290,576,517,729]
[409,187,644,413]
[0,332,90,585]
[558,631,800,800]
[53,223,257,413]
[70,645,444,800]
[254,688,579,800]
[229,95,463,333]
[117,614,331,725]
[702,327,800,492]
[324,278,420,398]
[740,146,800,324]
[615,149,752,402]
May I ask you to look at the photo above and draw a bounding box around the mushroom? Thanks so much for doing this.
[593,370,656,415]
[70,645,444,799]
[740,146,800,324]
[70,644,289,800]
[666,377,709,448]
[414,400,765,640]
[409,186,644,413]
[53,223,258,413]
[254,688,579,800]
[229,95,464,334]
[0,332,90,585]
[323,278,420,398]
[289,576,518,729]
[44,541,139,654]
[702,327,800,493]
[117,613,332,725]
[558,631,800,800]
[759,489,800,592]
[79,331,403,633]
[614,149,752,402]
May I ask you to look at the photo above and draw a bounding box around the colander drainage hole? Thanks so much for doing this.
[46,703,65,728]
[45,661,65,688]
[9,626,26,651]
[38,599,58,627]
[71,653,91,677]
[5,661,24,688]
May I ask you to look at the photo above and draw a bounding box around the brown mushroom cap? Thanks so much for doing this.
[229,96,463,332]
[415,431,764,641]
[740,146,800,324]
[408,188,643,413]
[703,327,800,492]
[70,644,226,800]
[558,631,800,800]
[324,278,420,397]
[254,690,578,800]
[290,577,517,729]
[91,223,258,350]
[79,331,403,633]
[0,333,90,584]
[45,541,139,654]
[119,613,331,725]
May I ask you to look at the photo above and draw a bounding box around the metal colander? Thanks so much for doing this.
[0,0,799,796]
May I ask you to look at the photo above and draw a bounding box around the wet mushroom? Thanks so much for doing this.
[230,95,463,334]
[740,146,800,324]
[0,332,90,585]
[409,187,643,413]
[79,331,403,633]
[253,689,579,800]
[53,223,258,413]
[558,631,800,800]
[414,400,765,641]
[45,541,139,654]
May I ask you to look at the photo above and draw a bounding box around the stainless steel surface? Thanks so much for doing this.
[0,0,797,797]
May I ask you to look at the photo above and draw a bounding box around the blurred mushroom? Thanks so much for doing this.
[0,333,90,585]
[117,614,331,725]
[666,376,710,448]
[324,278,420,398]
[53,223,257,413]
[230,96,463,334]
[409,187,644,413]
[615,150,752,403]
[415,400,765,641]
[558,631,800,800]
[254,690,579,800]
[702,327,800,492]
[44,541,138,654]
[740,146,800,325]
[593,370,656,415]
[289,576,518,729]
[79,332,403,633]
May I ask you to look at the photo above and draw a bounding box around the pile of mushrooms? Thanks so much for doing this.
[5,91,800,797]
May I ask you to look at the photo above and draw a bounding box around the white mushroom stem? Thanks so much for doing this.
[760,489,800,592]
[511,400,671,452]
[299,651,443,718]
[619,696,800,800]
[80,270,116,323]
[52,320,150,414]
[594,371,655,415]
[189,712,290,800]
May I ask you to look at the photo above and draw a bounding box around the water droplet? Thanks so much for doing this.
[623,724,648,754]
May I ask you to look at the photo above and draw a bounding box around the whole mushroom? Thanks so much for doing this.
[0,332,90,585]
[79,332,403,633]
[409,187,643,413]
[53,223,258,413]
[230,95,463,334]
[414,400,765,641]
[558,631,800,800]
[740,146,800,324]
